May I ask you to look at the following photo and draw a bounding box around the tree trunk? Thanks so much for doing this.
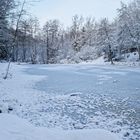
[108,44,114,65]
[3,58,11,79]
[3,0,26,79]
[46,32,49,64]
[138,46,140,61]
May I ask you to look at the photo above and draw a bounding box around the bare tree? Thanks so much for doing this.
[4,0,26,79]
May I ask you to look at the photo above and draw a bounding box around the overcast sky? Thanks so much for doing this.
[30,0,131,27]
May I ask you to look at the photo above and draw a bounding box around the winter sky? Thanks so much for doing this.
[30,0,131,27]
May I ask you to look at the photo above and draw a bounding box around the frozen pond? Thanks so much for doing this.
[24,64,140,140]
[26,64,140,95]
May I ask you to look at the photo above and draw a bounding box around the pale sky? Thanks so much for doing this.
[29,0,131,27]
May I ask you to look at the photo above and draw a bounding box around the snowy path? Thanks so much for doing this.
[0,63,140,140]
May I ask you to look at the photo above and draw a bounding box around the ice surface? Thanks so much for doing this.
[0,63,140,140]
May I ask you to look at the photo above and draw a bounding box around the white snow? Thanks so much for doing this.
[80,52,140,67]
[123,52,139,62]
[0,113,119,140]
[80,56,105,65]
[0,62,140,140]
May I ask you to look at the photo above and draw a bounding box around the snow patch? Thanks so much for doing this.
[0,114,120,140]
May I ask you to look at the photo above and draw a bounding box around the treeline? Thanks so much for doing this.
[0,0,140,64]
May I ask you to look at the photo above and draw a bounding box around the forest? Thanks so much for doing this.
[0,0,140,64]
[0,1,140,140]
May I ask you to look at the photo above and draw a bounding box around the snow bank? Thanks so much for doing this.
[0,114,120,140]
[80,53,140,67]
[80,56,106,65]
[123,52,139,62]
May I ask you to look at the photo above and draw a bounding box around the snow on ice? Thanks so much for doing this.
[0,63,140,140]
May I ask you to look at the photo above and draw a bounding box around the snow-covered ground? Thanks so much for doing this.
[80,52,140,66]
[0,113,119,140]
[0,63,140,140]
